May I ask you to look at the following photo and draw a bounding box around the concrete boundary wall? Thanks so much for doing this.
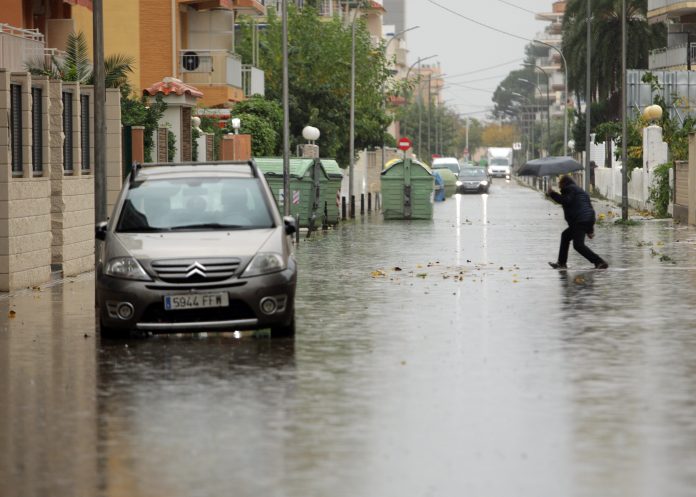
[0,68,125,290]
[594,167,654,212]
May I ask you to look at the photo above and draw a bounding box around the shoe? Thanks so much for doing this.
[595,261,609,269]
[549,262,567,269]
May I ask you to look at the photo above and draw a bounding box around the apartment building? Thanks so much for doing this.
[648,0,696,71]
[68,0,267,108]
[533,0,567,118]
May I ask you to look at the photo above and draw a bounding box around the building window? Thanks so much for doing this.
[32,87,43,175]
[63,92,73,173]
[10,84,23,175]
[80,94,90,173]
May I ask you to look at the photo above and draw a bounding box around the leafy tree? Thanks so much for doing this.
[227,113,278,157]
[120,84,167,162]
[26,31,134,88]
[561,0,665,113]
[235,6,391,166]
[395,101,467,160]
[481,124,520,147]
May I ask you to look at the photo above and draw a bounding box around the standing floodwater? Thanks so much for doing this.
[1,181,696,497]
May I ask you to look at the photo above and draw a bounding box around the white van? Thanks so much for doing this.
[432,157,461,177]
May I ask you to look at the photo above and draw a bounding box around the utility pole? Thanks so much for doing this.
[465,116,470,159]
[348,8,358,218]
[427,73,432,160]
[417,59,422,160]
[93,0,106,225]
[585,0,592,191]
[282,0,290,216]
[621,0,628,219]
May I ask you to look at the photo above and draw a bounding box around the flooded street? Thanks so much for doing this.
[2,180,696,497]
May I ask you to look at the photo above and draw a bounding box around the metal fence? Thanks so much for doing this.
[628,69,696,120]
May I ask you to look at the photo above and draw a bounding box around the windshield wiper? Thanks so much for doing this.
[170,223,248,230]
[117,227,171,233]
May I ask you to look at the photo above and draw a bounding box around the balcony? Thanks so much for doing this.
[648,0,696,20]
[242,64,265,97]
[649,43,695,70]
[0,24,45,73]
[180,49,243,87]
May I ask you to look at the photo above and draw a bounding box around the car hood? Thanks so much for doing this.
[113,229,277,260]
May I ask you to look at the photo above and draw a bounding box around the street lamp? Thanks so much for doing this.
[512,91,535,159]
[382,25,420,173]
[522,63,552,154]
[518,78,549,156]
[405,54,438,160]
[231,117,241,135]
[533,39,568,156]
[621,0,628,220]
[282,0,290,216]
[349,7,359,218]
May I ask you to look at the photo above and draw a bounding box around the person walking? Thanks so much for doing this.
[547,175,608,269]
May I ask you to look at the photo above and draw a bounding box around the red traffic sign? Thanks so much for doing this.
[398,137,412,151]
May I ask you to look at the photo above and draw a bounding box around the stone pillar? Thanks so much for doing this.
[131,126,145,163]
[206,133,215,161]
[157,127,168,163]
[643,125,669,173]
[299,144,319,158]
[221,134,251,161]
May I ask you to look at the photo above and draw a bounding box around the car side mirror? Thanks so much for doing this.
[283,216,297,236]
[95,221,108,241]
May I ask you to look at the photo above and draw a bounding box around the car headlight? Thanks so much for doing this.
[242,253,286,278]
[456,180,463,186]
[104,257,151,281]
[480,180,489,186]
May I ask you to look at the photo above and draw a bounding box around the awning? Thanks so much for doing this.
[178,0,234,11]
[63,0,93,10]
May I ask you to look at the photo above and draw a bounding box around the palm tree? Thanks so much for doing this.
[562,0,665,109]
[26,31,134,89]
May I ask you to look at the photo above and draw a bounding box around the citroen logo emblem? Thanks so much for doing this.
[185,262,207,278]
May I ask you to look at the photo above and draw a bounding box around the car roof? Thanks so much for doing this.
[135,162,256,181]
[432,157,459,164]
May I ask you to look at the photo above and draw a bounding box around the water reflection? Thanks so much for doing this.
[96,336,295,497]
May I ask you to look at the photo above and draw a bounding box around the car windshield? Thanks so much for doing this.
[116,177,274,232]
[491,158,510,166]
[459,168,487,178]
[433,163,459,174]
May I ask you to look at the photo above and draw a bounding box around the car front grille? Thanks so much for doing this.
[150,258,242,283]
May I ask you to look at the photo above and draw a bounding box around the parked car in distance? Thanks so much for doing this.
[432,157,461,177]
[95,161,298,338]
[456,167,491,194]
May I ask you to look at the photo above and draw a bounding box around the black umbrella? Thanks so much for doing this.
[517,156,583,177]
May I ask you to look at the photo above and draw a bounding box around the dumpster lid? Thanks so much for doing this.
[381,158,433,176]
[255,157,329,179]
[319,159,344,178]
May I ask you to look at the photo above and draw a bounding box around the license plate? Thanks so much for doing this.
[164,293,229,311]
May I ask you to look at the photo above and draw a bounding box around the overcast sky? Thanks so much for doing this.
[405,0,557,121]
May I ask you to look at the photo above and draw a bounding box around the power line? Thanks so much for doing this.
[443,58,524,80]
[426,0,531,43]
[497,0,558,22]
[448,74,509,85]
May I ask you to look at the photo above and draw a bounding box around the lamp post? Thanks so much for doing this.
[621,0,628,220]
[382,26,420,172]
[585,0,592,192]
[522,63,552,154]
[348,7,358,218]
[518,78,549,156]
[533,39,568,156]
[512,91,535,159]
[231,117,241,135]
[282,0,290,216]
[405,55,437,160]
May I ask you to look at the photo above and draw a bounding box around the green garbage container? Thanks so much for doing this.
[434,168,457,197]
[318,159,343,226]
[255,157,329,228]
[380,158,434,220]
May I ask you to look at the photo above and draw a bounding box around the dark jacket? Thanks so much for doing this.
[549,181,595,225]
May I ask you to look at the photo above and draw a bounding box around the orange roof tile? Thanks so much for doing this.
[63,0,93,10]
[143,77,204,99]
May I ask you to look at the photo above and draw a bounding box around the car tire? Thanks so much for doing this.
[99,319,127,339]
[271,313,296,338]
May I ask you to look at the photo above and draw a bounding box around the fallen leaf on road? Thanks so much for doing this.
[8,310,16,319]
[371,270,387,278]
[416,273,428,279]
[574,276,586,285]
[393,267,403,272]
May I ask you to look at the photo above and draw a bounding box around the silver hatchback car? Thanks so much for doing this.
[96,161,297,338]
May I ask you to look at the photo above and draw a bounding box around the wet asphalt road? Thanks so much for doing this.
[2,180,696,497]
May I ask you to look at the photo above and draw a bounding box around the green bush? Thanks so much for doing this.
[648,162,672,218]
